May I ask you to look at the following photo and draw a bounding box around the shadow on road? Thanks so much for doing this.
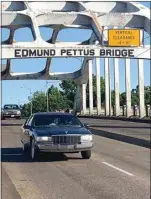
[90,128,151,149]
[1,123,23,127]
[1,147,82,163]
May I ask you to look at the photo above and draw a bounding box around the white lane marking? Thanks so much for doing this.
[102,161,135,176]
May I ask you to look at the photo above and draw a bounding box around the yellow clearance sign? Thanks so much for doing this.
[108,29,140,47]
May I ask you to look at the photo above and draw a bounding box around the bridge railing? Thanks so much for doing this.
[76,105,151,118]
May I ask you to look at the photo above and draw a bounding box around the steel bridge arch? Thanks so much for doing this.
[1,1,151,117]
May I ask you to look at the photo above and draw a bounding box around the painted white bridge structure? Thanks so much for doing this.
[1,1,151,118]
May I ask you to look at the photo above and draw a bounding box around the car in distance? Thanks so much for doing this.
[3,104,21,119]
[20,112,93,161]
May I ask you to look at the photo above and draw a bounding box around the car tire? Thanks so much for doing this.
[30,138,39,161]
[81,150,91,159]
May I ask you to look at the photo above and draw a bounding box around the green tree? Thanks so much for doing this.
[131,88,139,105]
[48,85,69,111]
[21,103,31,117]
[59,76,105,109]
[144,86,151,105]
[120,85,151,106]
[32,91,47,113]
[59,80,77,108]
[21,79,151,116]
[21,91,47,117]
[120,92,126,106]
[111,90,115,106]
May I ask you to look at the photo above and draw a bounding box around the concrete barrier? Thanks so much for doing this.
[78,115,151,123]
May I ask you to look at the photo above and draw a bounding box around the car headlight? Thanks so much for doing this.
[81,135,92,142]
[17,111,21,114]
[36,136,52,142]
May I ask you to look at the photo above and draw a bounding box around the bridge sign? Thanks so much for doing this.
[108,29,140,47]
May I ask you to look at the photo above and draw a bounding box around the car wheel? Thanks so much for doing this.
[30,138,39,161]
[81,150,91,159]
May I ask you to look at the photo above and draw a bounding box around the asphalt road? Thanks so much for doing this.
[2,119,150,199]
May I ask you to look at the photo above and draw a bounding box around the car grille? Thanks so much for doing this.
[52,135,81,145]
[7,111,17,114]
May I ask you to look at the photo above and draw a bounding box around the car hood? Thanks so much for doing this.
[34,126,91,136]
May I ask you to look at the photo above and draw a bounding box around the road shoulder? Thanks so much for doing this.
[2,166,22,199]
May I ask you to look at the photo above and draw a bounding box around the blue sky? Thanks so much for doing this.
[1,1,150,107]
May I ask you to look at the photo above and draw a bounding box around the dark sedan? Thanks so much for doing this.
[20,112,93,161]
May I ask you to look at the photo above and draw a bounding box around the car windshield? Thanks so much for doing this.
[4,105,19,109]
[34,114,83,127]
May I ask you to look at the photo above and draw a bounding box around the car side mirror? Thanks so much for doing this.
[23,124,30,129]
[83,123,90,128]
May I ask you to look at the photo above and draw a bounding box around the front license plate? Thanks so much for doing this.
[11,115,14,117]
[60,145,73,149]
[44,145,51,148]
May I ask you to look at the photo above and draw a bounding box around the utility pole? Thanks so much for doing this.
[26,88,32,115]
[45,81,49,112]
[21,86,32,115]
[47,86,49,112]
[29,88,32,115]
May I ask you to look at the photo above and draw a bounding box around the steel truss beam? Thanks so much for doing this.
[1,1,151,81]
